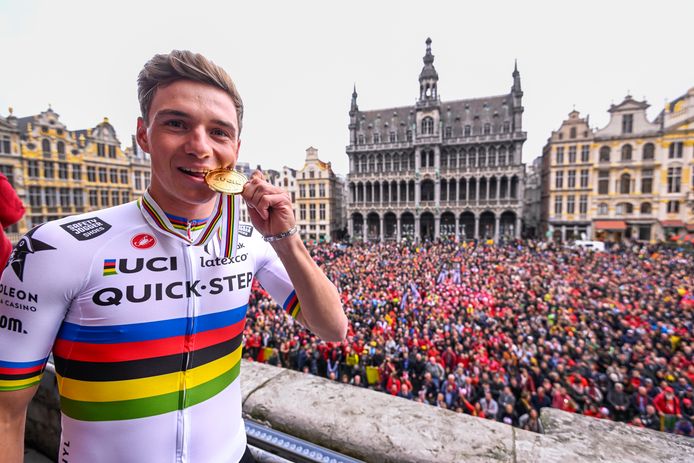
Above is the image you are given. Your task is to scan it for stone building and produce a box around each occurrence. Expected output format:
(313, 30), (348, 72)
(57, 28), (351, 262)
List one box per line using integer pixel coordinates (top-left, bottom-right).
(296, 147), (343, 242)
(346, 38), (526, 242)
(0, 107), (150, 235)
(523, 156), (543, 239)
(540, 110), (594, 241)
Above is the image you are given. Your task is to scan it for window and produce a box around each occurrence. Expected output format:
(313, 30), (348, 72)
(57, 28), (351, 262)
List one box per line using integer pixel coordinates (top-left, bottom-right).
(667, 167), (681, 193)
(108, 145), (116, 158)
(42, 139), (51, 157)
(445, 126), (452, 139)
(309, 170), (315, 179)
(299, 185), (306, 198)
(309, 204), (316, 220)
(299, 205), (306, 220)
(319, 184), (325, 197)
(638, 225), (651, 241)
(483, 123), (491, 135)
(309, 184), (316, 198)
(556, 147), (564, 165)
(421, 117), (434, 135)
(73, 189), (84, 207)
(72, 164), (81, 181)
(98, 168), (107, 182)
(621, 144), (632, 161)
(97, 143), (105, 157)
(642, 143), (655, 160)
(27, 160), (39, 178)
(358, 134), (364, 144)
(87, 166), (96, 182)
(503, 122), (510, 133)
(319, 204), (326, 221)
(640, 202), (651, 214)
(615, 203), (633, 215)
(567, 195), (575, 214)
(1, 136), (10, 154)
(464, 125), (471, 137)
(599, 146), (611, 162)
(57, 141), (65, 159)
(100, 190), (109, 207)
(641, 169), (653, 194)
(598, 203), (608, 215)
(598, 171), (609, 194)
(555, 171), (564, 189)
(60, 188), (71, 207)
(579, 195), (588, 214)
(144, 172), (150, 186)
(121, 191), (130, 203)
(134, 173), (142, 191)
(29, 187), (42, 207)
(554, 196), (562, 215)
(569, 127), (577, 139)
(580, 169), (589, 188)
(667, 200), (680, 213)
(111, 191), (119, 205)
(668, 142), (683, 159)
(45, 187), (57, 207)
(568, 146), (576, 164)
(109, 169), (118, 183)
(120, 170), (128, 184)
(620, 173), (631, 194)
(406, 130), (412, 141)
(44, 161), (54, 179)
(498, 149), (506, 166)
(89, 190), (98, 207)
(622, 114), (633, 134)
(568, 170), (576, 188)
(581, 145), (590, 163)
(373, 133), (380, 144)
(58, 163), (68, 179)
(390, 131), (396, 143)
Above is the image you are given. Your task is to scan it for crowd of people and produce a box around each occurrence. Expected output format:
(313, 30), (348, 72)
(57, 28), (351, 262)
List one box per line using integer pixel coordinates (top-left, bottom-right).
(243, 239), (694, 437)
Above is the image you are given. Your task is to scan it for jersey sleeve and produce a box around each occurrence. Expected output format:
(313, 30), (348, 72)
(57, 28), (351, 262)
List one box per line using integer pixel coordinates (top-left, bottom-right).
(0, 224), (81, 391)
(253, 239), (301, 320)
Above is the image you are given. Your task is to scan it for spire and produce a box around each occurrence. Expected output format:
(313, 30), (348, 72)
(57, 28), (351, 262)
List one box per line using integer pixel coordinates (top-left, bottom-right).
(350, 84), (359, 116)
(418, 38), (439, 101)
(512, 60), (522, 94)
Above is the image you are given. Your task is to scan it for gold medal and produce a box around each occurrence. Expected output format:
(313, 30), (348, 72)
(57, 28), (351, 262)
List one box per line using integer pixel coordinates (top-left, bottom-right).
(204, 168), (248, 195)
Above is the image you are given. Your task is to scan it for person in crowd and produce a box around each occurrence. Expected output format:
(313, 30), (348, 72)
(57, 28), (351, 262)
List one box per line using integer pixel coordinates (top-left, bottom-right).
(0, 172), (25, 276)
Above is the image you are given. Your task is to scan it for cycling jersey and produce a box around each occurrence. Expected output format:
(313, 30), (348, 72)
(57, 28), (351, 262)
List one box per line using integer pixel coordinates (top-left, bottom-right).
(0, 196), (301, 463)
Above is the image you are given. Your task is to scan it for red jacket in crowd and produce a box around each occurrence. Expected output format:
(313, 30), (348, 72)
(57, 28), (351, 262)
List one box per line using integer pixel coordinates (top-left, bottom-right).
(0, 173), (25, 275)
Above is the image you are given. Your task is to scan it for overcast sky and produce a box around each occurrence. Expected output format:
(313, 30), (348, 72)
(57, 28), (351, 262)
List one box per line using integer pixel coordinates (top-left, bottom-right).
(1, 0), (692, 175)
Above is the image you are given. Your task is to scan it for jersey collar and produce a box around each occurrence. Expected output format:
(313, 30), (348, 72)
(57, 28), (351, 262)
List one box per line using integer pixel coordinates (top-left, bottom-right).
(137, 190), (240, 258)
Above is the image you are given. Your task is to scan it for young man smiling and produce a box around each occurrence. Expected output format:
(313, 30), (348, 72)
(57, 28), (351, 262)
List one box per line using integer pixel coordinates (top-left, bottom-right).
(0, 50), (347, 463)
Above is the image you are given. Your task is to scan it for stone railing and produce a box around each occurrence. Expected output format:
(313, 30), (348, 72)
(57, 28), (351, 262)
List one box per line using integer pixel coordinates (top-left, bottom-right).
(26, 362), (694, 462)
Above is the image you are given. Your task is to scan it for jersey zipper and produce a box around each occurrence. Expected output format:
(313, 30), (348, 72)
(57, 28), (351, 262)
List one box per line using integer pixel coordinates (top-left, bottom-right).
(177, 242), (197, 463)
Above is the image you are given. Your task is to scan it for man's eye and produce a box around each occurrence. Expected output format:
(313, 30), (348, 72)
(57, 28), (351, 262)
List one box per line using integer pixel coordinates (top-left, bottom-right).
(212, 129), (229, 138)
(165, 120), (184, 128)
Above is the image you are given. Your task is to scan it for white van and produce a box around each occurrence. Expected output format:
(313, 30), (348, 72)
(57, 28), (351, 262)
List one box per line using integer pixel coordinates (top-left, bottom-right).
(571, 240), (606, 251)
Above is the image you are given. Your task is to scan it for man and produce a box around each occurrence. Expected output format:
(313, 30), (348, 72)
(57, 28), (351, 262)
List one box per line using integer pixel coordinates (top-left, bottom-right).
(0, 50), (347, 463)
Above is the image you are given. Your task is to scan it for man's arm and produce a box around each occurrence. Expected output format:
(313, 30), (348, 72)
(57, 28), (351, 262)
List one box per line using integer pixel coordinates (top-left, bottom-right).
(242, 171), (347, 342)
(0, 386), (38, 463)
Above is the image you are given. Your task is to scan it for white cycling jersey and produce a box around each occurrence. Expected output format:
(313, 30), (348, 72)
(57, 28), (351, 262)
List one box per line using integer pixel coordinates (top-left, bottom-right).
(0, 196), (300, 463)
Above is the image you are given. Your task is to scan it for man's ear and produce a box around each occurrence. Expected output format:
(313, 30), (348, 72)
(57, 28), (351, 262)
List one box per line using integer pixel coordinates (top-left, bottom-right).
(136, 117), (150, 153)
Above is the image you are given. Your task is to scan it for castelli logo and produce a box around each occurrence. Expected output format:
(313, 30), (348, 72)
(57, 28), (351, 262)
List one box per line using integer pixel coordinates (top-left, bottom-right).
(131, 233), (156, 249)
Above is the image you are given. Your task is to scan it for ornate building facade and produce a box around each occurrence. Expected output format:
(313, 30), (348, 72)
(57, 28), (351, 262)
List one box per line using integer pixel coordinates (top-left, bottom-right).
(346, 39), (526, 242)
(0, 107), (150, 235)
(296, 147), (344, 242)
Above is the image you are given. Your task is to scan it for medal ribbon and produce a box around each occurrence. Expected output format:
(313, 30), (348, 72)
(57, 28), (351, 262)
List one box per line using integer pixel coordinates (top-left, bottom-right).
(137, 190), (239, 258)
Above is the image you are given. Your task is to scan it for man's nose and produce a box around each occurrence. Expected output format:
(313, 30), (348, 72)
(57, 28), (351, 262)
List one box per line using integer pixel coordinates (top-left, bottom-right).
(185, 127), (211, 158)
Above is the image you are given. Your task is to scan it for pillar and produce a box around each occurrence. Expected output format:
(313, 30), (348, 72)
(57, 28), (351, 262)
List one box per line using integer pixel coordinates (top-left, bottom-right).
(516, 216), (522, 239)
(474, 215), (480, 240)
(494, 215), (500, 242)
(380, 216), (384, 241)
(435, 216), (440, 240)
(397, 216), (401, 241)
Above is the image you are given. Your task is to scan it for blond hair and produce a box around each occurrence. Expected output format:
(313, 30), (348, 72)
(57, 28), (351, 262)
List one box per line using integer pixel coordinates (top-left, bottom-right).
(137, 50), (244, 134)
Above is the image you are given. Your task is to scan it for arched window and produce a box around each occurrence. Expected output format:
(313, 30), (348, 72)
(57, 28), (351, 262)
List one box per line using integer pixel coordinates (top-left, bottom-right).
(42, 139), (51, 156)
(640, 202), (652, 214)
(598, 203), (608, 215)
(599, 146), (611, 163)
(642, 143), (655, 160)
(620, 173), (631, 194)
(616, 202), (634, 215)
(421, 117), (434, 135)
(483, 123), (491, 135)
(621, 144), (632, 161)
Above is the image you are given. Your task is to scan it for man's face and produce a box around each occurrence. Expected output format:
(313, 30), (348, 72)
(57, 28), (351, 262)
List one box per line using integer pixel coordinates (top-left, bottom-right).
(137, 79), (240, 217)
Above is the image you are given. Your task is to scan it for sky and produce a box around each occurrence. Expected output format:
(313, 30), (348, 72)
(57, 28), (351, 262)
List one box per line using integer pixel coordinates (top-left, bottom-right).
(1, 0), (692, 176)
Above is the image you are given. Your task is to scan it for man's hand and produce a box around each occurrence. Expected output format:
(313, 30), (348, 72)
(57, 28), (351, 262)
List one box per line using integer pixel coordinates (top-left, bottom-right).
(241, 170), (295, 238)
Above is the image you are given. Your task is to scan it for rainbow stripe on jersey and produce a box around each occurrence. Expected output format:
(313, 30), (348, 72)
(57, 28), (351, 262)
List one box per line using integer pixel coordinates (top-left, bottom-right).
(0, 357), (48, 391)
(53, 305), (247, 421)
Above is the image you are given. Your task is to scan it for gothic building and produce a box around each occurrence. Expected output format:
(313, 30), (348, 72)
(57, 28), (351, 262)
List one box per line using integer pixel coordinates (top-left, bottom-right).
(346, 38), (526, 241)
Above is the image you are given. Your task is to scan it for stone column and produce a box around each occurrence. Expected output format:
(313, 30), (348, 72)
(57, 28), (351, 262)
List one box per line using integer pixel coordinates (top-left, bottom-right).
(474, 215), (480, 240)
(414, 215), (420, 242)
(561, 226), (566, 242)
(456, 216), (461, 241)
(396, 216), (401, 241)
(435, 216), (440, 240)
(494, 215), (500, 242)
(476, 180), (480, 204)
(380, 215), (385, 241)
(516, 216), (522, 239)
(348, 215), (354, 240)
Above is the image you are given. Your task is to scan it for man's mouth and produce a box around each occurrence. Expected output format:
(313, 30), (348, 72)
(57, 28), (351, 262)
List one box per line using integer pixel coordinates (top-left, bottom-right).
(179, 167), (210, 179)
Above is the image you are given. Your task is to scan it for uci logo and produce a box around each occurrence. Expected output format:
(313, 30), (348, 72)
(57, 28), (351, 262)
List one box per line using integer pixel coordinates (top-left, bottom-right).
(103, 257), (178, 276)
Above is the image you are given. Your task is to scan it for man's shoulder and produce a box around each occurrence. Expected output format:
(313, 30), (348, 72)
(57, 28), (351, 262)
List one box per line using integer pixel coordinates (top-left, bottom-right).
(30, 202), (141, 246)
